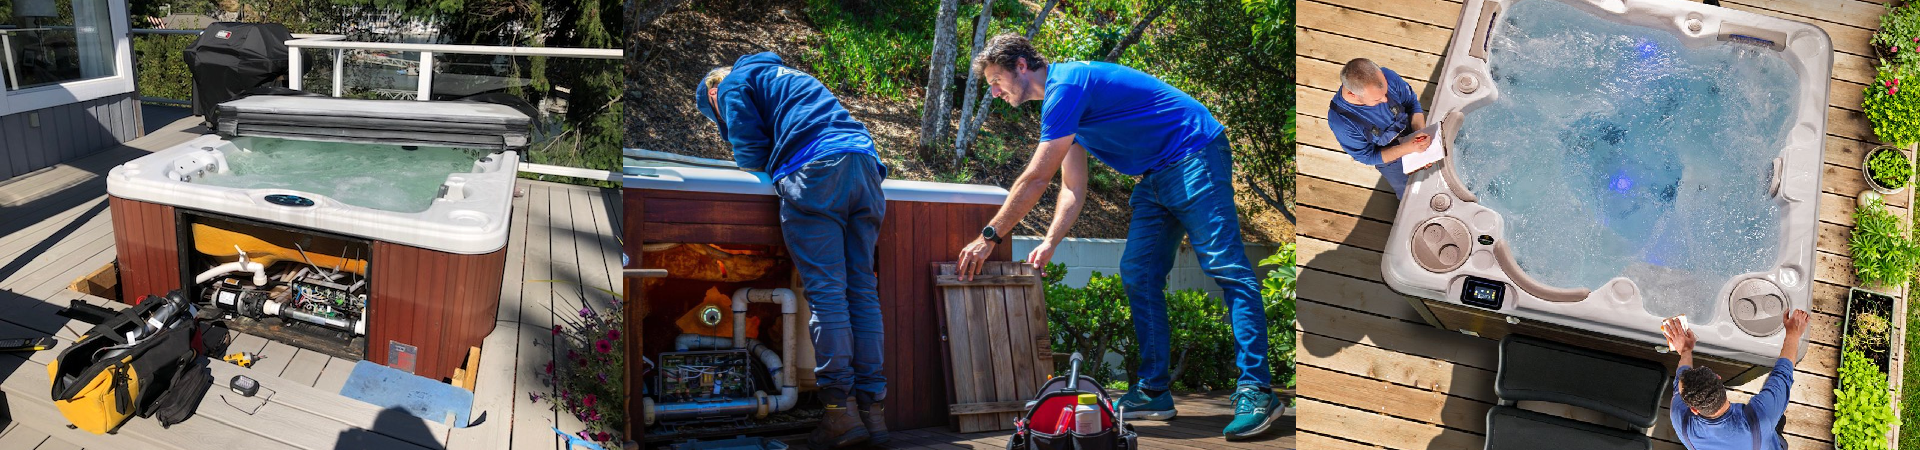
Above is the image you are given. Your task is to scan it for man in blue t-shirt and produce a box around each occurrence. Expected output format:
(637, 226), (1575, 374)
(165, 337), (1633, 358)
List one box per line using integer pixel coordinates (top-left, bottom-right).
(951, 33), (1281, 440)
(1662, 310), (1808, 450)
(1326, 58), (1430, 197)
(696, 52), (889, 449)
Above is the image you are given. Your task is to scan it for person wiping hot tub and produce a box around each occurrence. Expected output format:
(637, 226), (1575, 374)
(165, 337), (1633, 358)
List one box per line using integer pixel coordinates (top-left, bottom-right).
(1327, 58), (1430, 198)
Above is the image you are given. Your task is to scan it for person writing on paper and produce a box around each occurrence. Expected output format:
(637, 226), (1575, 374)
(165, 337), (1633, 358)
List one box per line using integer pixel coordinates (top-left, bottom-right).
(1327, 58), (1429, 198)
(696, 52), (890, 449)
(1663, 310), (1808, 450)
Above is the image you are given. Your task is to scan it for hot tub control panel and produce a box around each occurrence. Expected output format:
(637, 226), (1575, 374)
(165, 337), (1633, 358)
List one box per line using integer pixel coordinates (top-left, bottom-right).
(1461, 276), (1506, 310)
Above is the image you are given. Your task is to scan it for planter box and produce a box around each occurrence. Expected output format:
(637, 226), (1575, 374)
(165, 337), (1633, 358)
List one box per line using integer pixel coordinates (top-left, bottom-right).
(1844, 287), (1898, 370)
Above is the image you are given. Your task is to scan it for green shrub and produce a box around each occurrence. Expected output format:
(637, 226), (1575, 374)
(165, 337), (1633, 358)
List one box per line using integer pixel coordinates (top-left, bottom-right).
(1260, 243), (1297, 392)
(1836, 348), (1895, 450)
(1868, 148), (1913, 190)
(1849, 197), (1920, 288)
(1865, 66), (1920, 147)
(1876, 3), (1920, 69)
(1041, 258), (1289, 392)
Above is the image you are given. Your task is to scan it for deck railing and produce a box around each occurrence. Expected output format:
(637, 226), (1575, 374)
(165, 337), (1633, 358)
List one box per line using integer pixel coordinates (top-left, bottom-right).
(126, 29), (623, 182)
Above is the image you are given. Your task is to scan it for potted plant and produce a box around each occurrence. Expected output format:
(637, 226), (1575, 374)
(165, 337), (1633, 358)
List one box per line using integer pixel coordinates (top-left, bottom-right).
(1834, 348), (1896, 450)
(1864, 66), (1920, 148)
(1865, 146), (1913, 194)
(1875, 2), (1920, 66)
(1842, 288), (1898, 369)
(1848, 196), (1920, 288)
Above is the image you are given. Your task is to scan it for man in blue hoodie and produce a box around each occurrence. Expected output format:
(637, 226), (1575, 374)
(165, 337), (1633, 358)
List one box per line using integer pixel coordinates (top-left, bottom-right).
(952, 33), (1282, 440)
(696, 52), (887, 449)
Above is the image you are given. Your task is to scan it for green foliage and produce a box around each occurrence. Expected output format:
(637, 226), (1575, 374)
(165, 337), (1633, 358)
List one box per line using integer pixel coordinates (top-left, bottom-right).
(1043, 262), (1134, 387)
(1145, 0), (1293, 211)
(1868, 147), (1913, 190)
(799, 0), (943, 99)
(1836, 348), (1895, 450)
(1849, 196), (1920, 288)
(1901, 291), (1920, 448)
(1260, 243), (1297, 392)
(1876, 3), (1920, 69)
(536, 302), (627, 443)
(1865, 66), (1920, 147)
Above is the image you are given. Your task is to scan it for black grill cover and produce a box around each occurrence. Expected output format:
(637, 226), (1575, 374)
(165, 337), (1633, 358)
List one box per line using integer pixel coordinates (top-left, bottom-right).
(183, 23), (298, 123)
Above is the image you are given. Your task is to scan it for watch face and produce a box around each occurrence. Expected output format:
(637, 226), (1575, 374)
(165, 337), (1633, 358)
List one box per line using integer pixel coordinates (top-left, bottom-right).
(982, 226), (996, 239)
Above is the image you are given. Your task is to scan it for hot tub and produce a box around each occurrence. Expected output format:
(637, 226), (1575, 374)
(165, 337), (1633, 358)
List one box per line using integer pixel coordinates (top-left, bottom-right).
(1381, 0), (1830, 366)
(105, 96), (527, 379)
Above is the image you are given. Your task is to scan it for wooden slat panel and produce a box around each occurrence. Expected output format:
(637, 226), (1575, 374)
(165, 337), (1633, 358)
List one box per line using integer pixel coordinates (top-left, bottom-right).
(369, 241), (508, 381)
(935, 261), (1046, 432)
(108, 197), (179, 304)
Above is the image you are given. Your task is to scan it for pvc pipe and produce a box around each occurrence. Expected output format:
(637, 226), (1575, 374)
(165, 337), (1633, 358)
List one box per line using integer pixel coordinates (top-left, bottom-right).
(262, 300), (366, 336)
(645, 395), (762, 423)
(195, 250), (268, 286)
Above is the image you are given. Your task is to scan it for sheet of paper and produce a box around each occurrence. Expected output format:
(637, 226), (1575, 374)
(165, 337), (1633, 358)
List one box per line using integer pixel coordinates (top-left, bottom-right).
(1400, 121), (1446, 174)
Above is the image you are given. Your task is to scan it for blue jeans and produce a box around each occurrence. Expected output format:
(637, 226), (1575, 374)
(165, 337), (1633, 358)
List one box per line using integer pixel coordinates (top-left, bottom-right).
(1122, 136), (1271, 391)
(1377, 159), (1408, 198)
(774, 151), (887, 402)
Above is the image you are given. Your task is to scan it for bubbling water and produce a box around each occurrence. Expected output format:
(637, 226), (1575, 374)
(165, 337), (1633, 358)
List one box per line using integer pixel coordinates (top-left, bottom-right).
(194, 137), (492, 213)
(1451, 0), (1796, 323)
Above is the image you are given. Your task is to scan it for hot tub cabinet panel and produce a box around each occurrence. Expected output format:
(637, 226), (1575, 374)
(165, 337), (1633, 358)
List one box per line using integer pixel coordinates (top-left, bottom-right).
(368, 241), (508, 381)
(1382, 0), (1831, 367)
(110, 196), (183, 303)
(625, 166), (1012, 433)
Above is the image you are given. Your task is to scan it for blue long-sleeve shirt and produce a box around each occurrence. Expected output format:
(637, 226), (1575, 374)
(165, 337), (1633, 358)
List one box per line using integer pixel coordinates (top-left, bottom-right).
(1326, 67), (1424, 166)
(694, 52), (881, 181)
(1670, 359), (1793, 450)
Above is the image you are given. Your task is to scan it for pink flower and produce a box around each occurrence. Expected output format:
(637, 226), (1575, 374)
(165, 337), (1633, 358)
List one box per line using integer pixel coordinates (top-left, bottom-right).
(579, 307), (593, 318)
(1913, 37), (1918, 42)
(552, 325), (561, 335)
(584, 394), (597, 408)
(1893, 87), (1900, 95)
(595, 339), (613, 354)
(594, 432), (611, 442)
(544, 360), (554, 375)
(608, 329), (620, 340)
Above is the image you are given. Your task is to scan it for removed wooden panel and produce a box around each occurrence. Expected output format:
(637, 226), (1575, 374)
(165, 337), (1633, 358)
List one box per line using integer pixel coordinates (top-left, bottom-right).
(933, 262), (1051, 433)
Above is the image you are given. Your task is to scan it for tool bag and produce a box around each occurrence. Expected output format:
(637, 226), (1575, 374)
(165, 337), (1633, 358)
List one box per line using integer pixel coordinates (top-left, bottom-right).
(146, 356), (213, 429)
(47, 294), (196, 434)
(1005, 375), (1139, 450)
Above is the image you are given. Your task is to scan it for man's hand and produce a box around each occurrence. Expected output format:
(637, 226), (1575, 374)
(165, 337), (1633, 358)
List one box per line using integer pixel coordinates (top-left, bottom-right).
(1026, 240), (1058, 274)
(1783, 309), (1809, 340)
(1661, 316), (1696, 357)
(957, 237), (996, 281)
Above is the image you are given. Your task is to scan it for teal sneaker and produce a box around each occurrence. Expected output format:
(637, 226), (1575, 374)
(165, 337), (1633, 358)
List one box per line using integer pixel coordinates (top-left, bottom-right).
(1223, 386), (1283, 440)
(1115, 385), (1177, 420)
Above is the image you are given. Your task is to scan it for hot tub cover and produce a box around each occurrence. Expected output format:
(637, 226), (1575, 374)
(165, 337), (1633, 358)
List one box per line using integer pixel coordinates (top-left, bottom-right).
(216, 96), (533, 150)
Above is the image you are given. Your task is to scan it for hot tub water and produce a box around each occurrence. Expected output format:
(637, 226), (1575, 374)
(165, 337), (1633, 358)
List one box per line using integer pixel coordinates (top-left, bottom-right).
(1451, 0), (1798, 323)
(194, 137), (491, 213)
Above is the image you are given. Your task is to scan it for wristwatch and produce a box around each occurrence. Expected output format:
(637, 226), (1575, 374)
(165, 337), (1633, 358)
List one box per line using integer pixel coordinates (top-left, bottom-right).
(981, 225), (1004, 244)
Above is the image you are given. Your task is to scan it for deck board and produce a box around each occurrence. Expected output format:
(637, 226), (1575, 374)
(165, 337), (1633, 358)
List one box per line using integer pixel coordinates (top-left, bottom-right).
(1295, 0), (1898, 448)
(0, 116), (623, 449)
(773, 391), (1295, 449)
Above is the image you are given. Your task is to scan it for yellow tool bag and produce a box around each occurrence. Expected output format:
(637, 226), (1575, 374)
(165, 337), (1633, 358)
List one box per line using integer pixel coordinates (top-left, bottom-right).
(48, 293), (195, 434)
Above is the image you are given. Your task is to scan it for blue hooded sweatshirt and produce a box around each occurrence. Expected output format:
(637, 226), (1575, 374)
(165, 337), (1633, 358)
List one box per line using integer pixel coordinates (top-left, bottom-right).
(695, 52), (882, 181)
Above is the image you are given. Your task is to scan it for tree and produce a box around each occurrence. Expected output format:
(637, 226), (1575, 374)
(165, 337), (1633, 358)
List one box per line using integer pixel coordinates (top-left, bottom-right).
(918, 0), (961, 149)
(951, 0), (1057, 156)
(1103, 2), (1169, 63)
(952, 0), (997, 158)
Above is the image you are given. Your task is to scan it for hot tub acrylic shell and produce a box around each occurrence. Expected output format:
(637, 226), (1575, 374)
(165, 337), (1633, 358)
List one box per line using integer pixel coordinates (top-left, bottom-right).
(107, 134), (518, 255)
(1380, 0), (1830, 366)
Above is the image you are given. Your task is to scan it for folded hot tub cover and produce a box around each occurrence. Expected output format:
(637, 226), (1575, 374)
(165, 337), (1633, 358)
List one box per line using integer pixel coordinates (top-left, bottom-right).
(216, 96), (534, 150)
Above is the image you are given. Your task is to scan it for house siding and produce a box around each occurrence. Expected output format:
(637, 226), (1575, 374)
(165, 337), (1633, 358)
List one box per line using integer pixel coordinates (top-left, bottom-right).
(0, 92), (139, 180)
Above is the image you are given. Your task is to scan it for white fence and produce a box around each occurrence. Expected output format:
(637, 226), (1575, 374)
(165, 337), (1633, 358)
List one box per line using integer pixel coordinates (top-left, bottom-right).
(1010, 236), (1280, 299)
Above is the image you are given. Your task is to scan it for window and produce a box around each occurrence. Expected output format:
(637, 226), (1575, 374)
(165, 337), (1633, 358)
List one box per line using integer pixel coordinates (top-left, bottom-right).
(1, 0), (118, 91)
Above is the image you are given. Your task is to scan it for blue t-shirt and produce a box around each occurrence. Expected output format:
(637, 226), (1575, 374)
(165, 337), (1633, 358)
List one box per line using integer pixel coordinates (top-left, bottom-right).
(1039, 61), (1225, 176)
(1326, 67), (1425, 166)
(1670, 359), (1793, 450)
(694, 52), (883, 181)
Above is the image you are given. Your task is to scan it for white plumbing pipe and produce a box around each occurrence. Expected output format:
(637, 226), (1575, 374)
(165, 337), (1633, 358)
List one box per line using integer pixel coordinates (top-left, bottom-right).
(195, 249), (268, 286)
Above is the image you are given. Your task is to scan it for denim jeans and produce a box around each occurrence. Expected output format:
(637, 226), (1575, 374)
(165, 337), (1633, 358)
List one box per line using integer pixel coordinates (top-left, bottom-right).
(774, 151), (888, 402)
(1377, 159), (1408, 198)
(1122, 136), (1271, 391)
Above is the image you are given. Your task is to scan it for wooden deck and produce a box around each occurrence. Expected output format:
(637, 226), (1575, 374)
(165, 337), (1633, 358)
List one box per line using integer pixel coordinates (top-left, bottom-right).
(1296, 0), (1906, 448)
(760, 391), (1295, 449)
(0, 116), (624, 449)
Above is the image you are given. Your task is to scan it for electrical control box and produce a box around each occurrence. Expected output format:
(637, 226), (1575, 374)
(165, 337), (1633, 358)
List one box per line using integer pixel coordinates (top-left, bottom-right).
(654, 349), (756, 402)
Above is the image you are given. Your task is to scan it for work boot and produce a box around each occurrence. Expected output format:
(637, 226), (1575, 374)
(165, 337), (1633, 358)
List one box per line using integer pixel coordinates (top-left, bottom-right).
(858, 399), (891, 445)
(808, 397), (871, 449)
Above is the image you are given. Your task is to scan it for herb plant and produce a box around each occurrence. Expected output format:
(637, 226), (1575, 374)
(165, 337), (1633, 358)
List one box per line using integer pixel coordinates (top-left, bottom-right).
(1849, 197), (1920, 288)
(1835, 349), (1896, 450)
(1869, 148), (1913, 190)
(1865, 66), (1920, 147)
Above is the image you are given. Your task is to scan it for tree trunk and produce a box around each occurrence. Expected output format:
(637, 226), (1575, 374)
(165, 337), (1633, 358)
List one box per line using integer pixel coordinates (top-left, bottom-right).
(953, 0), (998, 158)
(954, 0), (1059, 154)
(1103, 2), (1169, 63)
(918, 0), (963, 149)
